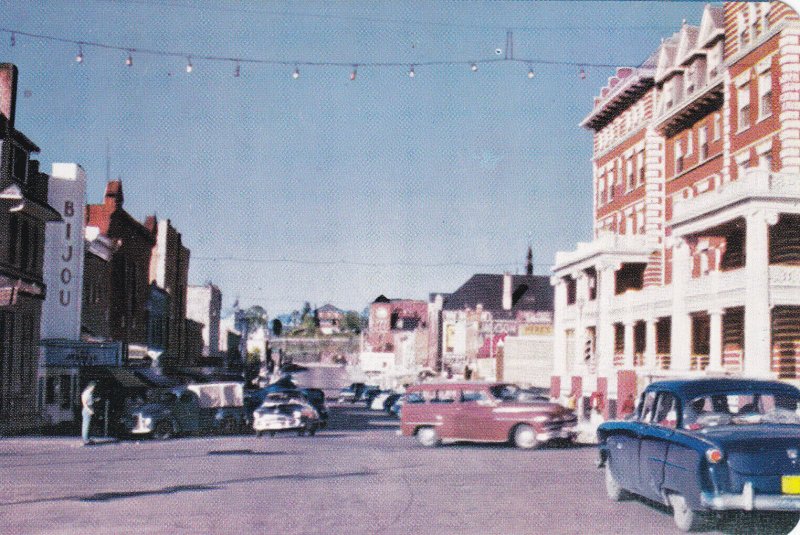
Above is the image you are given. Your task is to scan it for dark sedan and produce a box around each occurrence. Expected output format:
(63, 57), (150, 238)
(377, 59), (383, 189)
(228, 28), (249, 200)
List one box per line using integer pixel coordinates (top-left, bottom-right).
(598, 378), (800, 531)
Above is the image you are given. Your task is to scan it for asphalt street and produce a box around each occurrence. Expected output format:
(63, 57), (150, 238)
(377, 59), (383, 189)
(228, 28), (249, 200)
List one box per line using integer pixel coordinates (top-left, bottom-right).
(1, 404), (799, 535)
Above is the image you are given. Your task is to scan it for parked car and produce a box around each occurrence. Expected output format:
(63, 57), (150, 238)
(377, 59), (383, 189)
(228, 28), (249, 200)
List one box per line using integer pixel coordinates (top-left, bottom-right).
(123, 382), (246, 439)
(383, 393), (402, 413)
(400, 382), (577, 449)
(338, 382), (367, 403)
(598, 378), (800, 532)
(362, 386), (381, 407)
(299, 387), (329, 428)
(252, 396), (321, 437)
(370, 391), (393, 410)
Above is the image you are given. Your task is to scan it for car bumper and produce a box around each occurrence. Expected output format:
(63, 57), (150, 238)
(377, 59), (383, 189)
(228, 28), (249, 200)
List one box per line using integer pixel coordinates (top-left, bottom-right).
(701, 482), (800, 511)
(129, 425), (153, 435)
(536, 427), (578, 442)
(253, 419), (301, 431)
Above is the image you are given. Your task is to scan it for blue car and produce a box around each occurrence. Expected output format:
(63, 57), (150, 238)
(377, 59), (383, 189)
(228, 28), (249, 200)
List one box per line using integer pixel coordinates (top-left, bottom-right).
(598, 378), (800, 532)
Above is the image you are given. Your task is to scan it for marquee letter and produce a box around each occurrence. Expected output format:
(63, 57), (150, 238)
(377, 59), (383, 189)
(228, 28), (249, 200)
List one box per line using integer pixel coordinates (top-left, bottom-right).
(61, 245), (73, 262)
(60, 268), (71, 284)
(59, 289), (70, 306)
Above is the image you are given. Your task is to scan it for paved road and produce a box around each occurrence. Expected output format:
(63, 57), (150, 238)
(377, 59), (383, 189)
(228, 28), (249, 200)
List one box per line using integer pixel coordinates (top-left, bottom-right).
(1, 404), (799, 535)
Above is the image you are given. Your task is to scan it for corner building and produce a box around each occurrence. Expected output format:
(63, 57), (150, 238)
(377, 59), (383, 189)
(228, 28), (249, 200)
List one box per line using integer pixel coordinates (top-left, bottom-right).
(551, 2), (800, 419)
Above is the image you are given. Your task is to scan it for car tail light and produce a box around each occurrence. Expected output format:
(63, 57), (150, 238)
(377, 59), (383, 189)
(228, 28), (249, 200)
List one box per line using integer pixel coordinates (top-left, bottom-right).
(706, 448), (724, 464)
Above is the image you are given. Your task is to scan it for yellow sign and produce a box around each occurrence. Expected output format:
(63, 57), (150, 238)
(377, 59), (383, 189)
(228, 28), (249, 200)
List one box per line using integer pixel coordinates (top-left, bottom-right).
(520, 324), (553, 336)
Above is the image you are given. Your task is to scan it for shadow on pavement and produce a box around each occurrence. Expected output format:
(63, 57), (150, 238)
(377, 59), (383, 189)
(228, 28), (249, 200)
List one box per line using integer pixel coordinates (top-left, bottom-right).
(81, 484), (220, 502)
(206, 449), (288, 456)
(0, 470), (377, 506)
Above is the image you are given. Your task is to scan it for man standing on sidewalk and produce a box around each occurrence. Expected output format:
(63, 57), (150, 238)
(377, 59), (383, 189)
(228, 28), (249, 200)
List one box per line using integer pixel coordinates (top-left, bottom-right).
(81, 382), (97, 446)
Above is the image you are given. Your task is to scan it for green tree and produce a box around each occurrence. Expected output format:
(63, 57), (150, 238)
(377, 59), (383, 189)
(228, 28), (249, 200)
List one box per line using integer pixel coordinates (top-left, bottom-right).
(343, 311), (362, 334)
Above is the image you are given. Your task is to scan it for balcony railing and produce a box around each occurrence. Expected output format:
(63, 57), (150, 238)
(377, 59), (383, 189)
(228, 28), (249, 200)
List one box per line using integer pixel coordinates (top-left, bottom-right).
(671, 169), (800, 226)
(554, 231), (652, 271)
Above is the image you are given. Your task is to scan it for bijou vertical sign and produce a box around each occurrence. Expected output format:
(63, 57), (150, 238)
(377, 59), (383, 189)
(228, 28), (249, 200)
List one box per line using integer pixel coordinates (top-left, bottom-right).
(40, 163), (86, 341)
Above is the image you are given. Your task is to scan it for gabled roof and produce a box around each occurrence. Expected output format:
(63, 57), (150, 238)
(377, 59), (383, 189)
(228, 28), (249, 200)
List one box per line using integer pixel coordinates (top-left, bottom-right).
(676, 25), (700, 66)
(441, 274), (553, 312)
(317, 303), (343, 313)
(697, 4), (725, 49)
(655, 34), (682, 83)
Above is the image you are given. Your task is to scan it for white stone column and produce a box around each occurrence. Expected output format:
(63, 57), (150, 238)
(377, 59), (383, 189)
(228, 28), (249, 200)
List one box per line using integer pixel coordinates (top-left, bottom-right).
(551, 277), (568, 376)
(596, 264), (618, 375)
(707, 308), (724, 373)
(573, 273), (588, 371)
(744, 210), (778, 376)
(623, 320), (635, 369)
(645, 318), (657, 370)
(671, 238), (692, 371)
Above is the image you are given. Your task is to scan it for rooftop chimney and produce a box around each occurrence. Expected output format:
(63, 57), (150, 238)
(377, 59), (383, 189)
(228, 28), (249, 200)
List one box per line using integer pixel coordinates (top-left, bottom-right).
(502, 273), (512, 311)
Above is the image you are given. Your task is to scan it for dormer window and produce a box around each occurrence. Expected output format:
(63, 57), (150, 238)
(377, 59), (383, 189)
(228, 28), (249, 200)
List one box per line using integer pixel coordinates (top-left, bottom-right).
(663, 80), (674, 111)
(686, 64), (696, 94)
(738, 14), (748, 52)
(675, 140), (684, 174)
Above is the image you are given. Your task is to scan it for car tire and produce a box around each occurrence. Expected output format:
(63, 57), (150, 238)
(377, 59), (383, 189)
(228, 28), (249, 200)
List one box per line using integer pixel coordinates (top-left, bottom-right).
(153, 421), (174, 440)
(416, 426), (440, 447)
(308, 424), (317, 437)
(670, 493), (707, 532)
(256, 430), (263, 438)
(220, 417), (236, 435)
(605, 463), (628, 501)
(512, 424), (539, 450)
(268, 431), (276, 437)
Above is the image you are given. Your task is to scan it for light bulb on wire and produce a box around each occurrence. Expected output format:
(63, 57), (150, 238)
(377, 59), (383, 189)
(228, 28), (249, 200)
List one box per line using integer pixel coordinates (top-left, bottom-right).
(75, 44), (84, 64)
(186, 57), (193, 73)
(125, 51), (133, 67)
(292, 66), (300, 79)
(350, 65), (357, 81)
(579, 67), (587, 80)
(234, 62), (240, 77)
(527, 67), (535, 79)
(408, 65), (415, 78)
(470, 62), (478, 72)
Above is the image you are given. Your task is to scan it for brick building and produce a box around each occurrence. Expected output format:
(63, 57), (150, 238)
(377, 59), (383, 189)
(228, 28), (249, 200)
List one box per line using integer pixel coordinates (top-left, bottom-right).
(366, 296), (429, 353)
(81, 230), (116, 342)
(551, 2), (800, 419)
(146, 217), (190, 366)
(85, 181), (155, 359)
(316, 303), (344, 335)
(0, 64), (61, 432)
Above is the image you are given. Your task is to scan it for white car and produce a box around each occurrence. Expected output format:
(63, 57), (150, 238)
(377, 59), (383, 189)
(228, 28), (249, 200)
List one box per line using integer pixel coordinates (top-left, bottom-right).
(370, 392), (393, 411)
(252, 400), (320, 437)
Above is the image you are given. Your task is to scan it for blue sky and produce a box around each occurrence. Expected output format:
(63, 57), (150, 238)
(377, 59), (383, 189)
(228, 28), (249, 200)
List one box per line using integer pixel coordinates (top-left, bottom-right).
(2, 1), (703, 315)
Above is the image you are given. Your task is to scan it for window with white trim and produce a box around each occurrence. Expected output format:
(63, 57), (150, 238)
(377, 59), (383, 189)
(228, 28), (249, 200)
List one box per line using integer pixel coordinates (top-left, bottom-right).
(759, 69), (772, 120)
(737, 84), (751, 131)
(699, 126), (708, 161)
(626, 159), (634, 191)
(713, 113), (721, 140)
(598, 178), (605, 206)
(686, 131), (693, 156)
(757, 142), (773, 172)
(675, 139), (684, 174)
(607, 172), (615, 202)
(686, 63), (696, 95)
(762, 3), (771, 31)
(636, 152), (645, 186)
(708, 42), (722, 79)
(663, 79), (674, 111)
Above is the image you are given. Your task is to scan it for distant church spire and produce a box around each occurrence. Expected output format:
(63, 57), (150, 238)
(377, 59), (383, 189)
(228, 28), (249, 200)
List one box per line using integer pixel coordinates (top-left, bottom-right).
(526, 244), (533, 276)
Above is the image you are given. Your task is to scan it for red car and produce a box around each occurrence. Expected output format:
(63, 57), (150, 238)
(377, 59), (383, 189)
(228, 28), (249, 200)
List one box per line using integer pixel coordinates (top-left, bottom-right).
(400, 382), (577, 449)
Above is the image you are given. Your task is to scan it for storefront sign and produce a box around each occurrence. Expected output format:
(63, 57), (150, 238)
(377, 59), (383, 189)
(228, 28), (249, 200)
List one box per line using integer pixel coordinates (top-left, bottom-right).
(41, 340), (122, 367)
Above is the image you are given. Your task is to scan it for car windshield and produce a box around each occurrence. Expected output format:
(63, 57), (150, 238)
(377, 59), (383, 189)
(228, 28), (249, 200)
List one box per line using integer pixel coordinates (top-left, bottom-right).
(683, 392), (800, 430)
